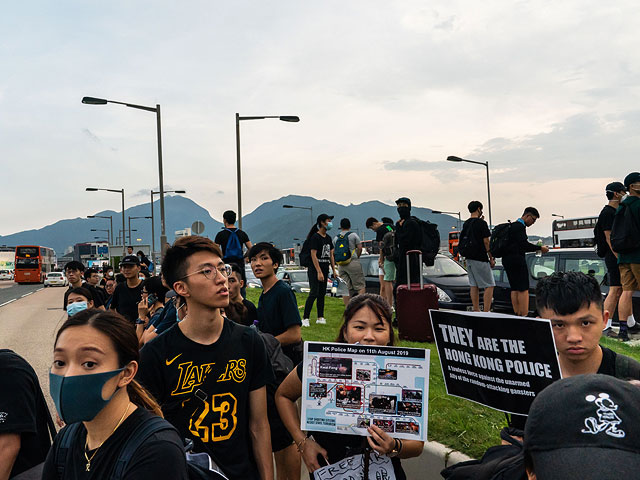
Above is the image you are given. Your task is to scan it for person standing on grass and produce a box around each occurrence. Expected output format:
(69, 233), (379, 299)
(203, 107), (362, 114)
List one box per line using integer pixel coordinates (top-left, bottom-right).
(614, 172), (640, 342)
(366, 217), (396, 307)
(459, 201), (495, 312)
(333, 218), (366, 306)
(225, 263), (258, 326)
(276, 294), (424, 479)
(302, 214), (337, 327)
(502, 207), (548, 317)
(215, 210), (253, 296)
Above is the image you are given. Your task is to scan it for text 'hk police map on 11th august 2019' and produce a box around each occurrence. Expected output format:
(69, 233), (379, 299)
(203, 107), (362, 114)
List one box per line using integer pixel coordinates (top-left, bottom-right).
(301, 341), (430, 442)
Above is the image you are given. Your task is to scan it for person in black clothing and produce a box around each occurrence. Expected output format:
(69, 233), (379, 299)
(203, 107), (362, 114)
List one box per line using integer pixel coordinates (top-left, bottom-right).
(137, 236), (274, 480)
(63, 261), (105, 311)
(275, 294), (424, 479)
(248, 242), (302, 479)
(0, 350), (53, 479)
(104, 278), (116, 310)
(394, 197), (422, 286)
(366, 217), (396, 306)
(214, 210), (253, 296)
(302, 214), (337, 327)
(42, 310), (187, 480)
(597, 182), (629, 338)
(459, 201), (495, 312)
(502, 207), (548, 316)
(84, 268), (107, 305)
(110, 255), (144, 324)
(225, 263), (258, 326)
(135, 276), (169, 347)
(136, 250), (152, 273)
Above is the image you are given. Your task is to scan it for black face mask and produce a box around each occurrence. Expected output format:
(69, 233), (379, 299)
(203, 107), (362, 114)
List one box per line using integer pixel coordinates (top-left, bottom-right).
(397, 206), (411, 219)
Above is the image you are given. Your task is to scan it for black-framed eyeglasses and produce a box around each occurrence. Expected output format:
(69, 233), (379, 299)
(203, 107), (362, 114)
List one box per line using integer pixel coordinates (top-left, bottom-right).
(179, 264), (232, 281)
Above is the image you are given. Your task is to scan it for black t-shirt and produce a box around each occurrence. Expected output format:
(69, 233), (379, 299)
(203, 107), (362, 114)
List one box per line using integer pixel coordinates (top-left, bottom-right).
(214, 228), (250, 261)
(41, 407), (187, 480)
(460, 218), (492, 262)
(63, 283), (105, 310)
(0, 350), (52, 478)
(294, 363), (405, 479)
(110, 280), (144, 324)
(375, 223), (395, 243)
(597, 205), (616, 257)
(308, 233), (333, 270)
(598, 346), (618, 376)
(137, 318), (274, 480)
(504, 221), (539, 257)
(258, 280), (302, 361)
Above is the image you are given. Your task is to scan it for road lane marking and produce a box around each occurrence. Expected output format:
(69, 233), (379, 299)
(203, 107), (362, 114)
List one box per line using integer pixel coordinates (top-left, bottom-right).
(21, 292), (35, 298)
(0, 299), (17, 307)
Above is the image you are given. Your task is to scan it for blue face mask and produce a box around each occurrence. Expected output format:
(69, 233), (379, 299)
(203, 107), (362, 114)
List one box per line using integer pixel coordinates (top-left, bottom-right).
(49, 368), (125, 424)
(326, 222), (333, 231)
(66, 301), (88, 317)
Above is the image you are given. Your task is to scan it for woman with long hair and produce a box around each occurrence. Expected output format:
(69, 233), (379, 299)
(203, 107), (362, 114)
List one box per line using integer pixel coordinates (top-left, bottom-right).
(275, 294), (424, 479)
(302, 214), (338, 327)
(41, 309), (187, 479)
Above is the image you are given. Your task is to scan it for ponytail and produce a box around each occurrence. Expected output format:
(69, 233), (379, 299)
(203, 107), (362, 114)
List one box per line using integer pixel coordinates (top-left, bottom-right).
(128, 379), (163, 418)
(306, 223), (319, 240)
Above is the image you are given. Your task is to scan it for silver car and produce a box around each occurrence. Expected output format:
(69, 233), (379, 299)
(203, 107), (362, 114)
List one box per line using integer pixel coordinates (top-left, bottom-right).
(44, 272), (68, 287)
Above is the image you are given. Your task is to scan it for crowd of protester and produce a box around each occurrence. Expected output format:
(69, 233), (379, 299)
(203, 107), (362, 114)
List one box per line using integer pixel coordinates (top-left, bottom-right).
(3, 169), (640, 480)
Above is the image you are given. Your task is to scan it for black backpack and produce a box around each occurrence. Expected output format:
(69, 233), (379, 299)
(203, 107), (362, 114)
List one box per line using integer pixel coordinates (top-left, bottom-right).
(458, 219), (477, 258)
(299, 239), (311, 267)
(610, 202), (640, 254)
(441, 427), (526, 480)
(593, 220), (609, 258)
(258, 332), (295, 385)
(414, 217), (440, 266)
(489, 222), (512, 258)
(54, 417), (229, 480)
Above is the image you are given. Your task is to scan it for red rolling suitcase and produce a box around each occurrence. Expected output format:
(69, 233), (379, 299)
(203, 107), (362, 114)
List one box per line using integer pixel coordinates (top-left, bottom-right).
(396, 250), (439, 342)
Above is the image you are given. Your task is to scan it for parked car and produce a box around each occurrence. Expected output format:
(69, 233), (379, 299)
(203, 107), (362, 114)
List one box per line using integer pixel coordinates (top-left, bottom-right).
(492, 247), (640, 318)
(0, 270), (14, 280)
(44, 272), (68, 287)
(277, 269), (349, 297)
(244, 265), (262, 289)
(359, 254), (473, 310)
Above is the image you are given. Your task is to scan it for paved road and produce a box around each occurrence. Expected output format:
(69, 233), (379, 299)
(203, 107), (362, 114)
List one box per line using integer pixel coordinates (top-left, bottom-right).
(0, 281), (50, 307)
(1, 285), (67, 420)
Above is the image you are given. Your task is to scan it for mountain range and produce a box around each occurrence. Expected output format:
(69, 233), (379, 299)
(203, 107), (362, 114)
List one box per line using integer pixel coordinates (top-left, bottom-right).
(0, 195), (463, 256)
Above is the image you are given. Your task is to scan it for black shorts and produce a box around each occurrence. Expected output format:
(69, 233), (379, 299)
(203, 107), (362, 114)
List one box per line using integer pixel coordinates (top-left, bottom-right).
(503, 254), (530, 292)
(266, 386), (294, 452)
(605, 252), (621, 287)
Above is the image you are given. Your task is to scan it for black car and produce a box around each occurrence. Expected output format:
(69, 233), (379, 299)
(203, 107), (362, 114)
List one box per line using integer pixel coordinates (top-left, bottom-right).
(492, 247), (640, 318)
(358, 254), (473, 310)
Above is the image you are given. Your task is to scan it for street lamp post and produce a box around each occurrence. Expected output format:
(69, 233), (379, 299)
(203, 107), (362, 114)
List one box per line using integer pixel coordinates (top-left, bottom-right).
(431, 210), (462, 231)
(86, 188), (125, 256)
(447, 156), (492, 227)
(91, 229), (111, 244)
(128, 216), (152, 245)
(150, 189), (185, 264)
(82, 96), (167, 261)
(282, 204), (313, 226)
(119, 229), (137, 245)
(87, 215), (113, 244)
(236, 113), (300, 229)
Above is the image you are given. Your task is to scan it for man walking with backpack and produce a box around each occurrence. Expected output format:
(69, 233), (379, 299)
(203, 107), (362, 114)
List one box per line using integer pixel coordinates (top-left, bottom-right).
(595, 182), (628, 338)
(215, 210), (253, 294)
(333, 218), (366, 305)
(613, 172), (640, 341)
(459, 201), (495, 312)
(366, 217), (396, 307)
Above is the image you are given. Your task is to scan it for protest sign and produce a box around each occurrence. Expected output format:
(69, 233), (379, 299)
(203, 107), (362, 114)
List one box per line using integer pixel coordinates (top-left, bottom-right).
(429, 310), (561, 415)
(301, 341), (429, 442)
(312, 452), (395, 480)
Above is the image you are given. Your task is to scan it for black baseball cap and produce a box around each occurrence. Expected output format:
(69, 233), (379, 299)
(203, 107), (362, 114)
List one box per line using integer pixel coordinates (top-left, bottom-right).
(119, 255), (141, 266)
(605, 182), (626, 194)
(316, 214), (334, 224)
(395, 197), (412, 207)
(624, 172), (640, 188)
(524, 374), (640, 479)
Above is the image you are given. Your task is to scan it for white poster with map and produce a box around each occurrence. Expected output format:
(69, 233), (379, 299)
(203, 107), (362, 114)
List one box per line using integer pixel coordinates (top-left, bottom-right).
(301, 341), (429, 442)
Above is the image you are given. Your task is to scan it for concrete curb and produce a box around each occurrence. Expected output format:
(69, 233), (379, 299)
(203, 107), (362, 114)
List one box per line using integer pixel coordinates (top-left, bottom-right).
(401, 441), (473, 479)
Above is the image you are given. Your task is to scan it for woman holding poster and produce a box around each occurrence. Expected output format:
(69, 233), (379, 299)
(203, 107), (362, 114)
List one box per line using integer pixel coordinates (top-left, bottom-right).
(275, 294), (424, 479)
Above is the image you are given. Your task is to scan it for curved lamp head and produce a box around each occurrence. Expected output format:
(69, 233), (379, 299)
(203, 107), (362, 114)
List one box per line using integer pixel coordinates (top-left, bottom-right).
(279, 116), (300, 122)
(447, 156), (463, 162)
(85, 187), (98, 191)
(283, 205), (293, 208)
(82, 97), (108, 105)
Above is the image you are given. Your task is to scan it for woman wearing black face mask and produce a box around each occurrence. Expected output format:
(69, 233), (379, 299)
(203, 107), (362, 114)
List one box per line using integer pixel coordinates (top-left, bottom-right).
(42, 310), (188, 479)
(394, 197), (422, 286)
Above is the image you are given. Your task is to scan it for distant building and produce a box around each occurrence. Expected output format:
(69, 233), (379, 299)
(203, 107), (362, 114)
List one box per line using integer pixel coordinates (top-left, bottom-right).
(0, 246), (15, 270)
(175, 228), (192, 238)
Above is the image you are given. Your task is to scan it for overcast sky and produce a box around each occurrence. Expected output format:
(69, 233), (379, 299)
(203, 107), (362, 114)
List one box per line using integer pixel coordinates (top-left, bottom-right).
(2, 0), (639, 237)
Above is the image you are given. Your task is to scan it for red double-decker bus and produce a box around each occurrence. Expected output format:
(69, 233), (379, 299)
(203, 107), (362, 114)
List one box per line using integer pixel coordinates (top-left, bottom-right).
(14, 245), (55, 283)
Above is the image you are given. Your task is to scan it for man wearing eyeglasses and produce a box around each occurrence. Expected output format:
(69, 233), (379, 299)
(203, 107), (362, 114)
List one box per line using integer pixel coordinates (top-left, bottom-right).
(137, 236), (274, 480)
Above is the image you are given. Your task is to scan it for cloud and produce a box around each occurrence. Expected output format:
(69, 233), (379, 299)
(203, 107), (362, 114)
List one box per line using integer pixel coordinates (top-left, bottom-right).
(383, 159), (449, 172)
(216, 190), (224, 194)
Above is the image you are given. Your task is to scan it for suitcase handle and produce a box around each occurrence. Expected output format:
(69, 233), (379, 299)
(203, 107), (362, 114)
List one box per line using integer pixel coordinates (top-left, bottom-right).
(405, 250), (423, 290)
